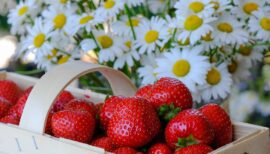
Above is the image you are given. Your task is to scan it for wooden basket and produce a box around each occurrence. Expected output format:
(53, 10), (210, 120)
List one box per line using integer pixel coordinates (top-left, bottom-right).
(0, 61), (269, 154)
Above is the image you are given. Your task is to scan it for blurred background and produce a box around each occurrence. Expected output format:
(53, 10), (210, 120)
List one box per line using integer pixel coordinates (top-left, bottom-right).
(0, 0), (270, 127)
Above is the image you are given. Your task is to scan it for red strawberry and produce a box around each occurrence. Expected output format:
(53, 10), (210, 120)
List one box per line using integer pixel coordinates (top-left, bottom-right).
(51, 110), (95, 143)
(174, 144), (213, 154)
(199, 103), (232, 148)
(136, 78), (192, 113)
(64, 99), (96, 116)
(0, 97), (12, 118)
(91, 136), (117, 152)
(165, 109), (214, 149)
(107, 97), (161, 148)
(114, 147), (138, 154)
(147, 143), (173, 154)
(52, 91), (74, 112)
(99, 96), (125, 130)
(94, 103), (104, 116)
(45, 112), (53, 135)
(13, 87), (33, 119)
(0, 80), (21, 104)
(0, 114), (20, 125)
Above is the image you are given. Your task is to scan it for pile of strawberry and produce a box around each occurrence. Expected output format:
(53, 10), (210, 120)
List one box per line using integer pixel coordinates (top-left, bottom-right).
(0, 77), (233, 154)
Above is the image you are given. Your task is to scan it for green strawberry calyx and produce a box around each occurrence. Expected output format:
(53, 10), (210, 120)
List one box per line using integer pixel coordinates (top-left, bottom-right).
(158, 103), (181, 122)
(176, 135), (199, 148)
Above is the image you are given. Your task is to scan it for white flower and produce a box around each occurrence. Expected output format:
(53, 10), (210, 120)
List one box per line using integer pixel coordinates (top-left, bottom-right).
(199, 63), (232, 102)
(80, 39), (97, 53)
(134, 17), (170, 54)
(232, 0), (267, 19)
(123, 0), (144, 7)
(44, 0), (74, 6)
(174, 0), (214, 17)
(249, 9), (270, 42)
(8, 1), (39, 35)
(212, 13), (249, 46)
(67, 12), (106, 35)
(147, 0), (167, 14)
(95, 0), (124, 19)
(227, 57), (251, 83)
(0, 0), (16, 16)
(256, 102), (270, 116)
(177, 14), (216, 44)
(138, 53), (160, 85)
(112, 16), (146, 37)
(114, 38), (140, 69)
(19, 18), (53, 59)
(211, 0), (232, 13)
(198, 32), (218, 51)
(93, 30), (126, 63)
(42, 4), (76, 35)
(155, 46), (211, 92)
(236, 44), (264, 66)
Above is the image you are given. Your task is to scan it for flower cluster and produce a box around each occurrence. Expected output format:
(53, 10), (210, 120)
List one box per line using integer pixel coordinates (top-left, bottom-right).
(9, 0), (270, 103)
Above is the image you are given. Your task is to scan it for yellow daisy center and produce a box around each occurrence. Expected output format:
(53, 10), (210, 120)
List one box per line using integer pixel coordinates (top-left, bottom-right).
(59, 0), (68, 4)
(217, 22), (233, 33)
(97, 35), (113, 49)
(206, 68), (221, 85)
(18, 6), (28, 16)
(34, 33), (46, 48)
(260, 17), (270, 31)
(53, 14), (67, 29)
(228, 60), (238, 73)
(125, 41), (132, 48)
(177, 38), (190, 46)
(243, 2), (258, 15)
(80, 15), (94, 25)
(189, 2), (205, 13)
(211, 1), (220, 10)
(126, 19), (140, 27)
(58, 55), (70, 64)
(172, 60), (191, 77)
(47, 49), (58, 60)
(239, 45), (252, 56)
(145, 30), (159, 44)
(104, 0), (115, 9)
(184, 15), (203, 31)
(201, 32), (213, 42)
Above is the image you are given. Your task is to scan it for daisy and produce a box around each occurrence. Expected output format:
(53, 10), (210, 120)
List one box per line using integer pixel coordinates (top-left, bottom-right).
(199, 31), (218, 51)
(165, 15), (180, 35)
(147, 0), (167, 14)
(44, 0), (73, 6)
(114, 38), (140, 69)
(138, 52), (160, 85)
(134, 17), (170, 54)
(80, 39), (97, 53)
(123, 0), (144, 7)
(227, 57), (251, 83)
(93, 30), (126, 63)
(67, 12), (106, 35)
(42, 4), (76, 35)
(212, 13), (249, 46)
(210, 0), (232, 13)
(18, 18), (53, 59)
(200, 63), (232, 102)
(176, 13), (216, 44)
(95, 0), (124, 19)
(112, 16), (146, 37)
(174, 0), (214, 17)
(249, 9), (270, 42)
(155, 46), (211, 92)
(232, 0), (267, 19)
(236, 44), (264, 66)
(8, 1), (39, 35)
(0, 0), (16, 16)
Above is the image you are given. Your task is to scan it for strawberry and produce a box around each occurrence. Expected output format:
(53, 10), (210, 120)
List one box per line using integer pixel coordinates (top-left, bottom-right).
(0, 80), (21, 105)
(147, 143), (173, 154)
(99, 96), (125, 130)
(0, 114), (20, 125)
(165, 109), (214, 149)
(135, 84), (153, 100)
(52, 91), (74, 112)
(64, 99), (96, 116)
(51, 110), (95, 143)
(45, 112), (53, 135)
(199, 103), (232, 148)
(174, 144), (213, 154)
(0, 97), (12, 118)
(107, 97), (161, 148)
(94, 103), (104, 116)
(91, 136), (117, 152)
(114, 147), (138, 154)
(13, 87), (33, 119)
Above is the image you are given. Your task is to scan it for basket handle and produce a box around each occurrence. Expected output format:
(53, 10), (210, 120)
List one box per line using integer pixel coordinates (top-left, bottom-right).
(19, 61), (137, 134)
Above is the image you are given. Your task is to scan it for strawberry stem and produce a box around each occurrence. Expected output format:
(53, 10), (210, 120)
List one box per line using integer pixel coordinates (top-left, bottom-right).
(158, 104), (181, 122)
(176, 135), (198, 148)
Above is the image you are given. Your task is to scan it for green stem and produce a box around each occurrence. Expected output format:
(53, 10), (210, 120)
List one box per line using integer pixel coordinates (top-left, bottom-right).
(90, 31), (101, 51)
(57, 49), (71, 56)
(124, 4), (137, 40)
(78, 1), (85, 12)
(16, 69), (44, 75)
